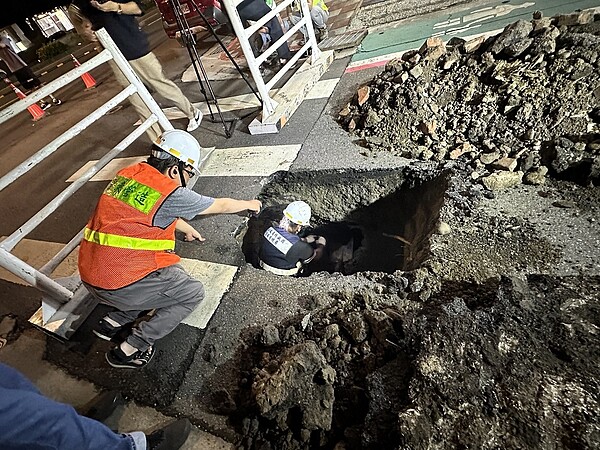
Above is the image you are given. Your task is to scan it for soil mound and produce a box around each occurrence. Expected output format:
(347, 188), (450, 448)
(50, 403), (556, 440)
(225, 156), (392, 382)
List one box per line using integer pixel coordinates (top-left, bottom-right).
(339, 11), (600, 188)
(230, 275), (600, 449)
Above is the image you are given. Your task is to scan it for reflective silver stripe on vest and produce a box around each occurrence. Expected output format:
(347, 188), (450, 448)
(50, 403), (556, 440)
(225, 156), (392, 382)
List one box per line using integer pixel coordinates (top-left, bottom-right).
(264, 227), (293, 255)
(259, 259), (299, 276)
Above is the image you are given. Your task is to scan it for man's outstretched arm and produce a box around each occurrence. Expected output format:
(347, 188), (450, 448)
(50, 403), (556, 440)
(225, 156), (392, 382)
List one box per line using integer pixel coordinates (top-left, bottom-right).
(199, 198), (261, 216)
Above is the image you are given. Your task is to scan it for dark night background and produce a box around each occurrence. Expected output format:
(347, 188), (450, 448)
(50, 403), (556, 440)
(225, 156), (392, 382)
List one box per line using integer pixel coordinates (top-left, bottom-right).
(3, 1), (72, 27)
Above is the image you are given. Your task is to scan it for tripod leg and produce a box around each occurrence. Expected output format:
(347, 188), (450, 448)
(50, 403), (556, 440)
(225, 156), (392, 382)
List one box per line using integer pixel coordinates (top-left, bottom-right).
(169, 0), (239, 137)
(191, 2), (262, 105)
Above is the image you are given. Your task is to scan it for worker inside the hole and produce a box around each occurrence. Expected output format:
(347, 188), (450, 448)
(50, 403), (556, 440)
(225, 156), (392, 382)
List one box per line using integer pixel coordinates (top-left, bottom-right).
(259, 201), (326, 276)
(78, 130), (261, 369)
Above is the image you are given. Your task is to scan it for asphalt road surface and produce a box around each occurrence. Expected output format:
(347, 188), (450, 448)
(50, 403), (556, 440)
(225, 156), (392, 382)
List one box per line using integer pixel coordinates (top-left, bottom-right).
(0, 0), (597, 442)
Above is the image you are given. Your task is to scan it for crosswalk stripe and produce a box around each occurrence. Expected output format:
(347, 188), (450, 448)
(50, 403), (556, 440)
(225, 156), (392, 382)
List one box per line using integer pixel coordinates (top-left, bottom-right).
(66, 156), (146, 182)
(154, 78), (340, 122)
(65, 142), (300, 183)
(200, 144), (301, 177)
(306, 78), (340, 100)
(0, 239), (235, 331)
(0, 237), (78, 285)
(178, 258), (238, 329)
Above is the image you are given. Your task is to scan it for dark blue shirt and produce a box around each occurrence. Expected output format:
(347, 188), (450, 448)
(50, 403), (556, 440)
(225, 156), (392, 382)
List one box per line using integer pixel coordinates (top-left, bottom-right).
(80, 0), (150, 61)
(260, 226), (314, 270)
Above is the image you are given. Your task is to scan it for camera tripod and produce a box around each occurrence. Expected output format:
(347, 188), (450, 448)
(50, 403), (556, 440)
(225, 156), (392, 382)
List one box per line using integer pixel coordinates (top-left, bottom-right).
(168, 0), (262, 137)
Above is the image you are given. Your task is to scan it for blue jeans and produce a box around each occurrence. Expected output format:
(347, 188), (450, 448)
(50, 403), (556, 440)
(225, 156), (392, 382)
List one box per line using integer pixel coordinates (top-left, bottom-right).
(237, 0), (292, 59)
(0, 363), (145, 450)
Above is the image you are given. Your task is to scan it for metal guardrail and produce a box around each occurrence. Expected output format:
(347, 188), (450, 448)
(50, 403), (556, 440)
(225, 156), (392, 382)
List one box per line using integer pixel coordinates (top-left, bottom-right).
(0, 28), (174, 340)
(221, 0), (321, 118)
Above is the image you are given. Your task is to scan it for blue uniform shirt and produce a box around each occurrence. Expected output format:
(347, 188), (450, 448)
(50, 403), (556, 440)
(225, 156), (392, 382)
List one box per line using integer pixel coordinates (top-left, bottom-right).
(260, 226), (314, 270)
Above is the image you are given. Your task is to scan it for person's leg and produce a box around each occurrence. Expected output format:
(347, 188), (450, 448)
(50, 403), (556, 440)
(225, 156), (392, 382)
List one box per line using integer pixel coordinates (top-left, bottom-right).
(130, 53), (196, 120)
(289, 13), (308, 42)
(0, 363), (142, 450)
(238, 0), (292, 60)
(117, 265), (203, 351)
(85, 283), (143, 325)
(84, 281), (145, 341)
(311, 6), (329, 31)
(14, 66), (40, 91)
(92, 265), (203, 367)
(0, 362), (41, 393)
(108, 60), (162, 142)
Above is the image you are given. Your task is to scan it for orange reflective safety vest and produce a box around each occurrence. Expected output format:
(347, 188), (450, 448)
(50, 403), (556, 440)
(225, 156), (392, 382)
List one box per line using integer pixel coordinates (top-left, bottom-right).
(78, 162), (180, 290)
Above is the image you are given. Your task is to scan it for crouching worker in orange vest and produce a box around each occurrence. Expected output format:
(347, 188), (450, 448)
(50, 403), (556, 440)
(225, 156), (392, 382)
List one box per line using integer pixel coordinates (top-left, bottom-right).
(78, 130), (261, 369)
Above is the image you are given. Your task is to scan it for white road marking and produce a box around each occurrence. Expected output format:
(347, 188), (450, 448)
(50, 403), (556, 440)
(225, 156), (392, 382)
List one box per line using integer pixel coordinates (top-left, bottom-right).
(66, 156), (146, 182)
(433, 18), (460, 29)
(306, 78), (339, 99)
(40, 71), (48, 76)
(66, 142), (299, 182)
(56, 63), (64, 68)
(433, 23), (483, 36)
(200, 144), (301, 177)
(151, 78), (340, 122)
(0, 237), (78, 285)
(178, 258), (238, 329)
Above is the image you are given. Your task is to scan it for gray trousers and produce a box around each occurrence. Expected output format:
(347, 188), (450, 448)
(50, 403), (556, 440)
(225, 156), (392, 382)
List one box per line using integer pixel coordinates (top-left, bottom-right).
(109, 52), (197, 142)
(84, 264), (204, 351)
(290, 6), (329, 41)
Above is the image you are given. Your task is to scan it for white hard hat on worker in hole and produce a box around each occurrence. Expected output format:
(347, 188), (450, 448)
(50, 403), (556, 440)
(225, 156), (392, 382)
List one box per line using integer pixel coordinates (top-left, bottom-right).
(153, 130), (202, 171)
(283, 201), (311, 226)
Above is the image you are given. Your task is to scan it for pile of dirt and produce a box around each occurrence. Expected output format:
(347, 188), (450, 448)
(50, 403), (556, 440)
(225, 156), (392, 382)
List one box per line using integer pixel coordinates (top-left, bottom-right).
(339, 11), (600, 189)
(229, 274), (599, 449)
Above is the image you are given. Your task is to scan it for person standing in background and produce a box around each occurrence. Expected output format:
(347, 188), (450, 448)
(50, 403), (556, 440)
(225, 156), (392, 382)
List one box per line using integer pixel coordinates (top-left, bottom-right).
(68, 1), (203, 141)
(0, 34), (61, 109)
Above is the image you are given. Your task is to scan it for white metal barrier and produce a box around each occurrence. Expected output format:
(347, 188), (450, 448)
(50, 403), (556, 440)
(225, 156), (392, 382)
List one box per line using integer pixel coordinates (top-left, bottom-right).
(221, 0), (321, 118)
(0, 28), (174, 340)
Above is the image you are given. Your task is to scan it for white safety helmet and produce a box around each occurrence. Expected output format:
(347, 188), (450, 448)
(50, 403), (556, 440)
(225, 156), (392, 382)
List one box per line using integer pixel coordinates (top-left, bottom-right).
(283, 201), (311, 226)
(153, 130), (202, 171)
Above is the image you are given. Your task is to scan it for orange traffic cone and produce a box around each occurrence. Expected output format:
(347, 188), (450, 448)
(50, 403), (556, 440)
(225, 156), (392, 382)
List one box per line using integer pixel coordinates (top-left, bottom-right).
(71, 54), (96, 89)
(4, 78), (45, 121)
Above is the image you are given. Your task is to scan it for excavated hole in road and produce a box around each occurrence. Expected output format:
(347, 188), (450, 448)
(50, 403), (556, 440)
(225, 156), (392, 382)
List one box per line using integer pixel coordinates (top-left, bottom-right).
(242, 169), (449, 275)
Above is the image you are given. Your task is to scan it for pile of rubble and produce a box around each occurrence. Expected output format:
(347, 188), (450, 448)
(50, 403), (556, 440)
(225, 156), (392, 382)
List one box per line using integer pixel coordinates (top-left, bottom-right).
(339, 11), (600, 190)
(231, 273), (599, 449)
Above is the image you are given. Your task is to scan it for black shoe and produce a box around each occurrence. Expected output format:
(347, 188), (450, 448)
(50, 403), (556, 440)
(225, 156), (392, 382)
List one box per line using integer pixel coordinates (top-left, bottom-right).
(146, 419), (192, 450)
(82, 391), (125, 423)
(93, 318), (124, 341)
(106, 345), (155, 369)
